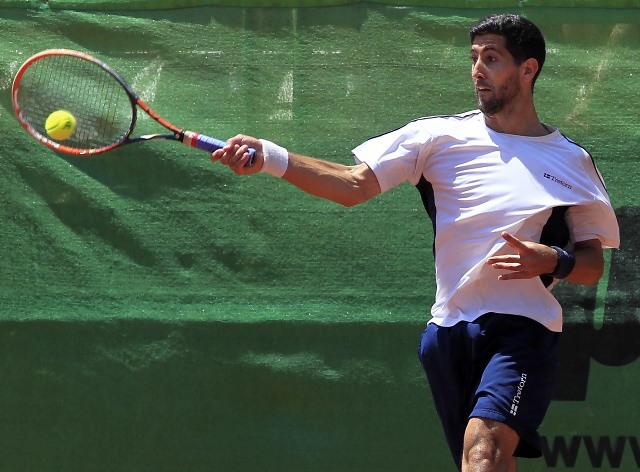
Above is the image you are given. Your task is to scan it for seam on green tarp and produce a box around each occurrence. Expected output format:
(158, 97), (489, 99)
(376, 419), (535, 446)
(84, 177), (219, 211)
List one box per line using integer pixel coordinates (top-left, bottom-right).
(3, 0), (640, 10)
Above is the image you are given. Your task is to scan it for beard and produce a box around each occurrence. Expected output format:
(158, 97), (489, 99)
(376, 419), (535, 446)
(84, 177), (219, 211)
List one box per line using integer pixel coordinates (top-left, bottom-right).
(476, 75), (521, 117)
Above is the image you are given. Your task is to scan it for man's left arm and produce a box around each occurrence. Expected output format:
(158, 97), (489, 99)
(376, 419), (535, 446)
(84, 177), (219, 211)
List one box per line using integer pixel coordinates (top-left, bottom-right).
(563, 238), (604, 285)
(487, 233), (605, 286)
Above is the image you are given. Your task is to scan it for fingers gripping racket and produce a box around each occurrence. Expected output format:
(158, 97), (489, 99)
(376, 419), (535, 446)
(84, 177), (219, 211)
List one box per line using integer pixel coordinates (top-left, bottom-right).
(12, 49), (254, 163)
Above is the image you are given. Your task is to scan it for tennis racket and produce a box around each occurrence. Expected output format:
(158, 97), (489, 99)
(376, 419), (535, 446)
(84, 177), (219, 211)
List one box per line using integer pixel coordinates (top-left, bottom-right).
(11, 48), (254, 163)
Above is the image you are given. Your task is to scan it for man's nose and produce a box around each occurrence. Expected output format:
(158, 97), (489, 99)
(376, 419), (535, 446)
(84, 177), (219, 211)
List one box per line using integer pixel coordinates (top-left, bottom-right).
(472, 61), (485, 80)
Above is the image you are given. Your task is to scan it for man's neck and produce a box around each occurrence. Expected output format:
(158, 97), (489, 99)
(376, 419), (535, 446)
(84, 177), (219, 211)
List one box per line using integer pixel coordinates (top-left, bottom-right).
(482, 101), (550, 137)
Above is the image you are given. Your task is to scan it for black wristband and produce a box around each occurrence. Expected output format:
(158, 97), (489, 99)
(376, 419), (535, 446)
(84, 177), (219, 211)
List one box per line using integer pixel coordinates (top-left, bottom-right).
(549, 246), (576, 279)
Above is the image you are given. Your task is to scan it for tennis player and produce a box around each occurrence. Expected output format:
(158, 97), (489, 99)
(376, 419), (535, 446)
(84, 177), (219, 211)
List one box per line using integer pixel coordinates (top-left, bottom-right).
(212, 14), (620, 471)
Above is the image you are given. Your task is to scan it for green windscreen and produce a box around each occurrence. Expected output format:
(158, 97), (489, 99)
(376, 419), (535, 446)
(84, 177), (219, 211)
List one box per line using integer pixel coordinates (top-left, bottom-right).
(0, 3), (638, 471)
(4, 0), (640, 9)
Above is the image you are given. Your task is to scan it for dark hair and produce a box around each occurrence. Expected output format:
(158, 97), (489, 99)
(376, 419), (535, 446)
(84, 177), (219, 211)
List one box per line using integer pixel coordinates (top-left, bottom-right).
(469, 14), (546, 88)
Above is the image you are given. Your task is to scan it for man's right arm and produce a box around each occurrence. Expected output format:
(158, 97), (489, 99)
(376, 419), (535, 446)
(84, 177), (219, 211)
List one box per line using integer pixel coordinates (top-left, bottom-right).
(211, 134), (381, 207)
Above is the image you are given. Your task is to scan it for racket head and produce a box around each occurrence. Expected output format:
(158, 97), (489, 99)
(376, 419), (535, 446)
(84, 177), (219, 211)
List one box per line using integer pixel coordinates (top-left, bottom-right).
(12, 49), (137, 156)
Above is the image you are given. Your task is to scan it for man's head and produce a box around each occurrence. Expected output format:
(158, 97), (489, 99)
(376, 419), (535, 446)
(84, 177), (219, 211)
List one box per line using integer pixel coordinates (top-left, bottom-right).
(470, 14), (546, 90)
(469, 15), (546, 118)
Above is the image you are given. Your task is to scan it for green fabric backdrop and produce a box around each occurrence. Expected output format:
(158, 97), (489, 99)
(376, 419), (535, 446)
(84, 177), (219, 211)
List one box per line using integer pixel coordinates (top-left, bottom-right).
(0, 3), (638, 470)
(4, 0), (640, 10)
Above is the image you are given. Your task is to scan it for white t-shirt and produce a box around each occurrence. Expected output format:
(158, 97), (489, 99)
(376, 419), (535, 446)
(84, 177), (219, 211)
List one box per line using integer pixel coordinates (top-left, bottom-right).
(352, 110), (620, 332)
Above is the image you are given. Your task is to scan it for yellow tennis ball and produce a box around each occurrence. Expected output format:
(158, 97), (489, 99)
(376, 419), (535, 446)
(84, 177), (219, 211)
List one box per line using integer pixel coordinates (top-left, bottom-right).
(45, 110), (76, 141)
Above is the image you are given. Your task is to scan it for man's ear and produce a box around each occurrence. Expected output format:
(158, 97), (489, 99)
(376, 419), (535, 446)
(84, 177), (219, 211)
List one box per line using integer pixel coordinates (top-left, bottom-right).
(521, 57), (539, 85)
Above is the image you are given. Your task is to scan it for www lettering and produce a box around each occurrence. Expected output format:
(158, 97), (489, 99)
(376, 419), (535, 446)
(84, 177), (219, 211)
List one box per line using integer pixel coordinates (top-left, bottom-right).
(541, 436), (640, 468)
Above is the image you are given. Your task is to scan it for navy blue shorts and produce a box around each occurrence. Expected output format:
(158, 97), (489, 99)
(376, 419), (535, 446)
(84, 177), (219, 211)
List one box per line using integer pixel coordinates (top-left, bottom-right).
(418, 312), (560, 468)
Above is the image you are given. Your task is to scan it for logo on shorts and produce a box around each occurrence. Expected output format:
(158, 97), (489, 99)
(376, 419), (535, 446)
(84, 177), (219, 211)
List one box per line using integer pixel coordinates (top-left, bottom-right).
(510, 373), (528, 416)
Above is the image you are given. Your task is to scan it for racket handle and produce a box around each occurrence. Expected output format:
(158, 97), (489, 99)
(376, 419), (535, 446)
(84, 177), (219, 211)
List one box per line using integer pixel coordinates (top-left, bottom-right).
(182, 131), (255, 166)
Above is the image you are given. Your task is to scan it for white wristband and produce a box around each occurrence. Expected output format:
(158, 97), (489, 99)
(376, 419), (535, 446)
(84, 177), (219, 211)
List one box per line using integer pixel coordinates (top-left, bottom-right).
(259, 139), (289, 178)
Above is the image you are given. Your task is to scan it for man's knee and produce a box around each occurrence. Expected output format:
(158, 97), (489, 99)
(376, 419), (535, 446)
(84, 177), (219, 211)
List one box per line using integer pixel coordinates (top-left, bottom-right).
(462, 418), (519, 472)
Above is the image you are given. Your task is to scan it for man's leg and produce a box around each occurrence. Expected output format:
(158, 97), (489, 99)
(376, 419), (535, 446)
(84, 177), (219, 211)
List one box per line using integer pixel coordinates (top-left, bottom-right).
(419, 314), (559, 470)
(462, 418), (519, 472)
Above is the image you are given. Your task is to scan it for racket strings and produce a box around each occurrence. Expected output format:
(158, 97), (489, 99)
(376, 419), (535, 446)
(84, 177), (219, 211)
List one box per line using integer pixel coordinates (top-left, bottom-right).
(17, 54), (134, 150)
